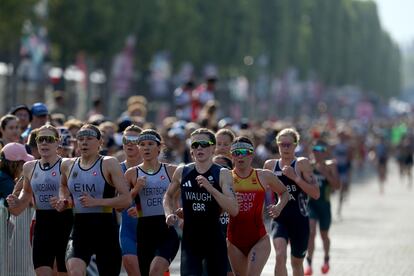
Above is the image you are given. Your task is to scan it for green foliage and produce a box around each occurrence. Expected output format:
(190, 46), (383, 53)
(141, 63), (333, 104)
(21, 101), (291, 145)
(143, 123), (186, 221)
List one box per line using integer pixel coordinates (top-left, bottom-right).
(0, 0), (36, 51)
(0, 0), (402, 97)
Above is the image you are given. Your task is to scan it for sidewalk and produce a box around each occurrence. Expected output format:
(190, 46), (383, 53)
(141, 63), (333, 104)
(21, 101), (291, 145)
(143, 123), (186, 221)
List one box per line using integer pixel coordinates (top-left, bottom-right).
(169, 160), (414, 275)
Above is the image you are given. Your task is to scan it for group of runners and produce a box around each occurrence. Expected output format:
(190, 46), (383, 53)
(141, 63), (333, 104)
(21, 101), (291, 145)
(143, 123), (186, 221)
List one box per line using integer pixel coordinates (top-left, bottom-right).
(1, 117), (350, 276)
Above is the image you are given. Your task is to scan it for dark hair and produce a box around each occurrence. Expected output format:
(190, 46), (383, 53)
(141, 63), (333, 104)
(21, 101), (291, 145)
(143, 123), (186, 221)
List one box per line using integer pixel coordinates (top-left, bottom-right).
(232, 136), (254, 147)
(191, 128), (216, 144)
(1, 114), (18, 130)
(27, 128), (39, 148)
(10, 105), (32, 121)
(0, 152), (24, 179)
(139, 129), (162, 145)
(79, 124), (102, 139)
(213, 155), (233, 169)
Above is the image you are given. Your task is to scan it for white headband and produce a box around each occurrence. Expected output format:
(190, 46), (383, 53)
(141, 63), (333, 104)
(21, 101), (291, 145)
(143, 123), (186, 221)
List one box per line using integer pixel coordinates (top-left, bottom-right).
(231, 142), (254, 152)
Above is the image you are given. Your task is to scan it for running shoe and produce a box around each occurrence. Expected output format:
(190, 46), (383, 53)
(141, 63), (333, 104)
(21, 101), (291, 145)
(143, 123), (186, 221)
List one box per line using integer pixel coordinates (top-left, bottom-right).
(321, 262), (330, 274)
(304, 266), (313, 275)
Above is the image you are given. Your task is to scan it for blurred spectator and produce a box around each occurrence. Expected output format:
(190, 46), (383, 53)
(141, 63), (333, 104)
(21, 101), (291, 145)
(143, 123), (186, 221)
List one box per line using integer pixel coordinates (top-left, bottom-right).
(87, 97), (105, 119)
(64, 118), (84, 138)
(127, 103), (147, 119)
(0, 143), (34, 205)
(57, 126), (75, 158)
(9, 105), (32, 133)
(174, 80), (195, 122)
(22, 102), (49, 141)
(49, 91), (70, 117)
(192, 76), (217, 121)
(26, 128), (40, 159)
(198, 100), (218, 130)
(0, 115), (21, 148)
(50, 113), (66, 126)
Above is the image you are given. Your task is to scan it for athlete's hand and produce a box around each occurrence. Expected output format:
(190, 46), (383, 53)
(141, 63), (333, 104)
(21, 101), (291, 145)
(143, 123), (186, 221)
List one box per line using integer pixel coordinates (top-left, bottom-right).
(282, 165), (297, 180)
(6, 194), (18, 208)
(316, 163), (329, 176)
(132, 176), (146, 195)
(53, 197), (70, 212)
(196, 175), (211, 191)
(127, 206), (138, 218)
(175, 207), (184, 219)
(267, 204), (282, 219)
(79, 192), (96, 207)
(165, 214), (178, 226)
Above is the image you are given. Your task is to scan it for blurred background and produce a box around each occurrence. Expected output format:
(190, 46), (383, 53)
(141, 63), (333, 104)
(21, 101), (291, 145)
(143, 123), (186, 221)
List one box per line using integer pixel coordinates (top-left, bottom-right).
(0, 0), (413, 124)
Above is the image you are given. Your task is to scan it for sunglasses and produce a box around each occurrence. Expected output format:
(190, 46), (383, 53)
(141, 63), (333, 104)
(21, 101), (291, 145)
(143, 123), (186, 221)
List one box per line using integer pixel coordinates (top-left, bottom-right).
(277, 142), (296, 149)
(122, 136), (140, 145)
(191, 140), (214, 149)
(231, 149), (254, 157)
(312, 145), (327, 152)
(36, 135), (58, 144)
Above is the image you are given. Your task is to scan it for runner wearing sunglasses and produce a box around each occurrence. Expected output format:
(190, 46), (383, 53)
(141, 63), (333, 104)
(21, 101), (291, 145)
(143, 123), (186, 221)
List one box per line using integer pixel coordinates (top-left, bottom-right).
(7, 125), (72, 276)
(304, 140), (340, 275)
(53, 124), (130, 276)
(164, 128), (239, 276)
(119, 125), (143, 276)
(227, 136), (289, 276)
(125, 129), (179, 276)
(264, 128), (320, 276)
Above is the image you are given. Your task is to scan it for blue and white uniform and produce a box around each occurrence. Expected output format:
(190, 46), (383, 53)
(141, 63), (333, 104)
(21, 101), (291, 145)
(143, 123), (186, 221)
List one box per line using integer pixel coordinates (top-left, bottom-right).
(30, 159), (73, 272)
(135, 164), (179, 276)
(271, 159), (310, 258)
(119, 162), (138, 256)
(66, 156), (121, 276)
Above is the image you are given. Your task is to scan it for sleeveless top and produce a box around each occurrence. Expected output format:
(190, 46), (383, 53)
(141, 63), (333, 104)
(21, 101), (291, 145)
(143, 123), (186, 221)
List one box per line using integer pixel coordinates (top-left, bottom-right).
(135, 163), (171, 217)
(121, 162), (137, 227)
(312, 166), (331, 203)
(181, 163), (223, 244)
(68, 156), (115, 214)
(227, 169), (266, 244)
(273, 159), (309, 220)
(31, 159), (62, 210)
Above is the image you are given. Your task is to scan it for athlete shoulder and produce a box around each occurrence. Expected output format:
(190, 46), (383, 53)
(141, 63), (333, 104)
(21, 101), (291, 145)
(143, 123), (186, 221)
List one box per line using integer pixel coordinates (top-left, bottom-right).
(60, 157), (76, 174)
(102, 156), (122, 169)
(165, 163), (178, 176)
(264, 159), (277, 170)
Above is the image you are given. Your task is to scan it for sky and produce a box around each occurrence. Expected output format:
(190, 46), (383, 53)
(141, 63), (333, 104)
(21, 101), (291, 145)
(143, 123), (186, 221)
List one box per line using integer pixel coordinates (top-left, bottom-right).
(373, 0), (414, 46)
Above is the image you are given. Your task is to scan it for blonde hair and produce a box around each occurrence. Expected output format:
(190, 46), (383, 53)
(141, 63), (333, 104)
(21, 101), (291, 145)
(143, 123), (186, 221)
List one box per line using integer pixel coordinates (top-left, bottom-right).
(276, 128), (300, 144)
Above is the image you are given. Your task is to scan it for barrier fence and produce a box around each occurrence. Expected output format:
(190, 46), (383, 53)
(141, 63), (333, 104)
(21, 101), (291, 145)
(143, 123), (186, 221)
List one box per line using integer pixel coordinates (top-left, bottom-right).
(0, 200), (35, 276)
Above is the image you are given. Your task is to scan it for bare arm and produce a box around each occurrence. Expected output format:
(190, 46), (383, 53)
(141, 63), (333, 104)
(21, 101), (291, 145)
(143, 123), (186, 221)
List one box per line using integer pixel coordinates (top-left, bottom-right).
(163, 166), (183, 226)
(12, 176), (24, 197)
(259, 169), (289, 218)
(52, 158), (74, 211)
(263, 159), (276, 171)
(6, 162), (34, 215)
(281, 157), (319, 199)
(199, 168), (239, 217)
(296, 158), (320, 199)
(88, 157), (130, 209)
(325, 160), (341, 190)
(125, 167), (143, 200)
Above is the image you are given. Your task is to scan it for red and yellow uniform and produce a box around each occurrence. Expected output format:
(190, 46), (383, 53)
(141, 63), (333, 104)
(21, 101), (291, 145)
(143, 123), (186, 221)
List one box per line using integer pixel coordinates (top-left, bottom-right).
(227, 169), (267, 256)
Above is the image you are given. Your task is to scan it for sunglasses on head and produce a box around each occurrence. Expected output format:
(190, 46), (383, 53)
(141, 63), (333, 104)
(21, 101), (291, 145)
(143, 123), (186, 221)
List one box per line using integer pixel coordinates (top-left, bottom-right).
(277, 142), (297, 149)
(191, 140), (214, 149)
(231, 149), (254, 157)
(36, 135), (58, 144)
(122, 136), (140, 145)
(312, 145), (327, 152)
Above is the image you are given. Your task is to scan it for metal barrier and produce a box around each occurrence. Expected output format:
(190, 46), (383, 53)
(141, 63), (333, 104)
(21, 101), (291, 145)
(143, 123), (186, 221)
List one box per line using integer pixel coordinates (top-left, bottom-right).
(0, 200), (35, 276)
